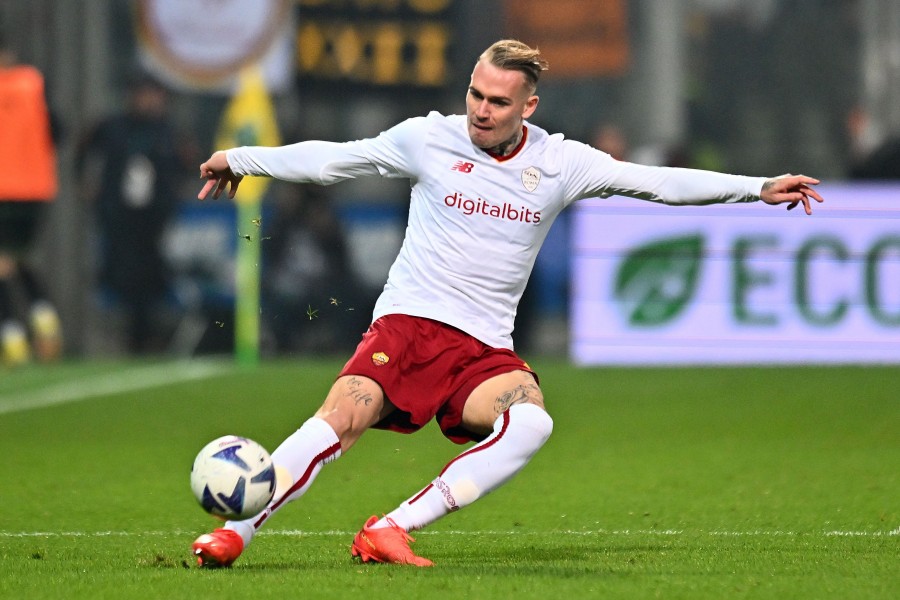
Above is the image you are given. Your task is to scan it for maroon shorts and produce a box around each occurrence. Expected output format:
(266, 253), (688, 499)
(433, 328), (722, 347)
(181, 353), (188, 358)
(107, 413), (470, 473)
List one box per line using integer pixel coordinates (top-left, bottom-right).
(338, 314), (537, 444)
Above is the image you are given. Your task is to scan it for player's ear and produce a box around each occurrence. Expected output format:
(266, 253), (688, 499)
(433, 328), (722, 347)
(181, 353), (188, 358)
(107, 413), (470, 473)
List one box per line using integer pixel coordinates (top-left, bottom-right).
(522, 95), (539, 119)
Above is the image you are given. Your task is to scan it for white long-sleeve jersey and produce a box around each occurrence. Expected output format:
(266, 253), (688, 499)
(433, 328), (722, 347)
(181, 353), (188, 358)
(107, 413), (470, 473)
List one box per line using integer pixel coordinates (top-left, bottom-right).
(227, 112), (766, 350)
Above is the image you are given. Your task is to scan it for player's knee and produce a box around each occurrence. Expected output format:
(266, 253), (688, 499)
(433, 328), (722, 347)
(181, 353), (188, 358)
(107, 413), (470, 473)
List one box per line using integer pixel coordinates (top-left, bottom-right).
(317, 376), (385, 441)
(316, 407), (370, 451)
(508, 402), (553, 448)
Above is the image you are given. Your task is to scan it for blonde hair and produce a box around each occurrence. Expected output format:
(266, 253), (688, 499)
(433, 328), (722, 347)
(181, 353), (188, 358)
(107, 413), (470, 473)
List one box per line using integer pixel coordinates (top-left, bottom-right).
(479, 39), (549, 92)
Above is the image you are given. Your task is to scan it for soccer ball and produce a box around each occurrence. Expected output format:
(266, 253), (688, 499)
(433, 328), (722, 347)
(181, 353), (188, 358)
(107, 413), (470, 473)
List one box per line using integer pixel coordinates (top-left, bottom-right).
(190, 435), (276, 520)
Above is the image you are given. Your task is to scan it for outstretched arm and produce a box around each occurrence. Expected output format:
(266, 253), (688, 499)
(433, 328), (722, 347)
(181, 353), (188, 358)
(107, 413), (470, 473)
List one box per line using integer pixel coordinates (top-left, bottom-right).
(760, 174), (824, 215)
(196, 116), (431, 201)
(198, 150), (243, 200)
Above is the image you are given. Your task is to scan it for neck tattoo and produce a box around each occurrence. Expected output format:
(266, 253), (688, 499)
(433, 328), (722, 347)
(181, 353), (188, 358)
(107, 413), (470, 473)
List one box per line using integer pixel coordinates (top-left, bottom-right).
(492, 128), (522, 156)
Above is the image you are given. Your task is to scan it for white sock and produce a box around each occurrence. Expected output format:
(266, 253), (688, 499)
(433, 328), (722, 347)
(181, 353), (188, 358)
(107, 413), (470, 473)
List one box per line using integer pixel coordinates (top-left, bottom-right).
(226, 417), (342, 546)
(375, 403), (553, 531)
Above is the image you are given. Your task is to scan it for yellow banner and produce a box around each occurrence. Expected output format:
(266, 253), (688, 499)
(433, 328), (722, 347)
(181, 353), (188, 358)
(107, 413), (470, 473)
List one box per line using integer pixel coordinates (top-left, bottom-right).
(214, 66), (281, 204)
(213, 65), (280, 365)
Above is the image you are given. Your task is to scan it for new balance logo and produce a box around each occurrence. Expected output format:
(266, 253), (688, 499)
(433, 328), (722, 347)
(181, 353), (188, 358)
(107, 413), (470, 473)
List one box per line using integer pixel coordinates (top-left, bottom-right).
(451, 161), (475, 173)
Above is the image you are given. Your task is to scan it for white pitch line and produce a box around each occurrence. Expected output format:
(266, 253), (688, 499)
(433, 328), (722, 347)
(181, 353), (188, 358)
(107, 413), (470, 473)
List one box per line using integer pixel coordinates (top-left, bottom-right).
(0, 528), (896, 538)
(0, 360), (231, 416)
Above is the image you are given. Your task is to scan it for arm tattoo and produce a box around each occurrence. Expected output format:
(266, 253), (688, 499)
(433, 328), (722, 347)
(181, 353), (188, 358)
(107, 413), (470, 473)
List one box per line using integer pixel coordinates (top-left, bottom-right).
(346, 376), (374, 407)
(494, 383), (540, 413)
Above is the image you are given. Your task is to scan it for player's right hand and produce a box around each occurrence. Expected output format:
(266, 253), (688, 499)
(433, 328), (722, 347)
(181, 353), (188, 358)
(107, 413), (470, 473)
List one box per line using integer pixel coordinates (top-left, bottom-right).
(198, 150), (243, 200)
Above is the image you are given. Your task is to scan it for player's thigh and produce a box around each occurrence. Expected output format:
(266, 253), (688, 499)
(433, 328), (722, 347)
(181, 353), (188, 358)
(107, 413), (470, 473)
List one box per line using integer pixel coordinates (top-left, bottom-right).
(460, 369), (545, 435)
(315, 375), (395, 449)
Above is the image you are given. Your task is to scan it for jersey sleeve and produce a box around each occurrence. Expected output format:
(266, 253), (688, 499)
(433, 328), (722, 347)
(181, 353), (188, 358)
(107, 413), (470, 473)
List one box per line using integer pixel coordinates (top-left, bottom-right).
(225, 115), (431, 185)
(560, 140), (766, 206)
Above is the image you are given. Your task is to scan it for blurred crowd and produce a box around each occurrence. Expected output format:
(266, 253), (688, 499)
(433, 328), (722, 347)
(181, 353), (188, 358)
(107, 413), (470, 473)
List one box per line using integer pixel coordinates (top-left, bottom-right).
(1, 41), (378, 366)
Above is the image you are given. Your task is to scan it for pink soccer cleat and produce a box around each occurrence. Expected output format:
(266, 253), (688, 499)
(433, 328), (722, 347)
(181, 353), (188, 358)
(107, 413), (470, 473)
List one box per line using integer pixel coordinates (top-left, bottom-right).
(191, 528), (244, 568)
(350, 515), (434, 567)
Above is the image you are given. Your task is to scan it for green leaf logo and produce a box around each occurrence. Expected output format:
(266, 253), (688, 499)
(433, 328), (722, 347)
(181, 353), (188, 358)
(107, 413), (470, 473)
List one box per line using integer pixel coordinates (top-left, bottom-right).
(614, 234), (704, 326)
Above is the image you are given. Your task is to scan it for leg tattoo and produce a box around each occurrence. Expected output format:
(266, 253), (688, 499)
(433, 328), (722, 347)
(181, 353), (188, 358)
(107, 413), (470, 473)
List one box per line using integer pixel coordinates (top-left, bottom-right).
(346, 376), (375, 407)
(494, 383), (541, 413)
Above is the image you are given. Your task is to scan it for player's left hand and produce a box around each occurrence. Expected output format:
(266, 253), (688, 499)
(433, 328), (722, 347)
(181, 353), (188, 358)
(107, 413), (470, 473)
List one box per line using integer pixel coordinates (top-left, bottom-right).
(760, 174), (824, 215)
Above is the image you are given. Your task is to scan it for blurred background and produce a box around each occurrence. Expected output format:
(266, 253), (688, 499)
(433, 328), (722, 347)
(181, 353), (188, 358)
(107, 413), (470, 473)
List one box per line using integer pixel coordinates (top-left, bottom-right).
(1, 0), (898, 363)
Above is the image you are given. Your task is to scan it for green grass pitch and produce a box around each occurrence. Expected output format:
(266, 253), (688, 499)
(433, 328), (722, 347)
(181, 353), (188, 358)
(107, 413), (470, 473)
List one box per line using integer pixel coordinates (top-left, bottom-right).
(0, 358), (897, 599)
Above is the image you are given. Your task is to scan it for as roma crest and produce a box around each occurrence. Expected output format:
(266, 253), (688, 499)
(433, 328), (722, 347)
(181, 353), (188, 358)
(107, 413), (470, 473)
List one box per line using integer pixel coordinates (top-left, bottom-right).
(521, 166), (541, 192)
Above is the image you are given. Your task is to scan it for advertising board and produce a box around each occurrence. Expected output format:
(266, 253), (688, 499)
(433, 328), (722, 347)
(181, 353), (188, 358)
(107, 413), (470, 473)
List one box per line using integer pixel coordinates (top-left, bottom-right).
(571, 183), (900, 364)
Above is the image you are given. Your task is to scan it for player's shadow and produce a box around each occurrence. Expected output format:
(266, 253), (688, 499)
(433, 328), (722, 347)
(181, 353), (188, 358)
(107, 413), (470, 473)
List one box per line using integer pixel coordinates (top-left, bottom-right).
(178, 541), (672, 573)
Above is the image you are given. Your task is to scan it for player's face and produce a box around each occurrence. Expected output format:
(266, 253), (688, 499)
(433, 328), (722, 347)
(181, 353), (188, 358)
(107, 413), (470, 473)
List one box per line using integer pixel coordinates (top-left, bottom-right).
(466, 59), (539, 152)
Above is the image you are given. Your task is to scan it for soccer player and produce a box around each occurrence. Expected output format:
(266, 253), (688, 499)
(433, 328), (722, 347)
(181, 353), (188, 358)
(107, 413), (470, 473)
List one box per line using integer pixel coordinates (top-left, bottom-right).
(191, 39), (823, 567)
(0, 40), (63, 365)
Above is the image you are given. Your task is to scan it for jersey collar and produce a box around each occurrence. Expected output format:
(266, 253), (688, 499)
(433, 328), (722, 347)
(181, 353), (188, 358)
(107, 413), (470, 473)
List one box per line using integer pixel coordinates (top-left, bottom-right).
(484, 125), (528, 162)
